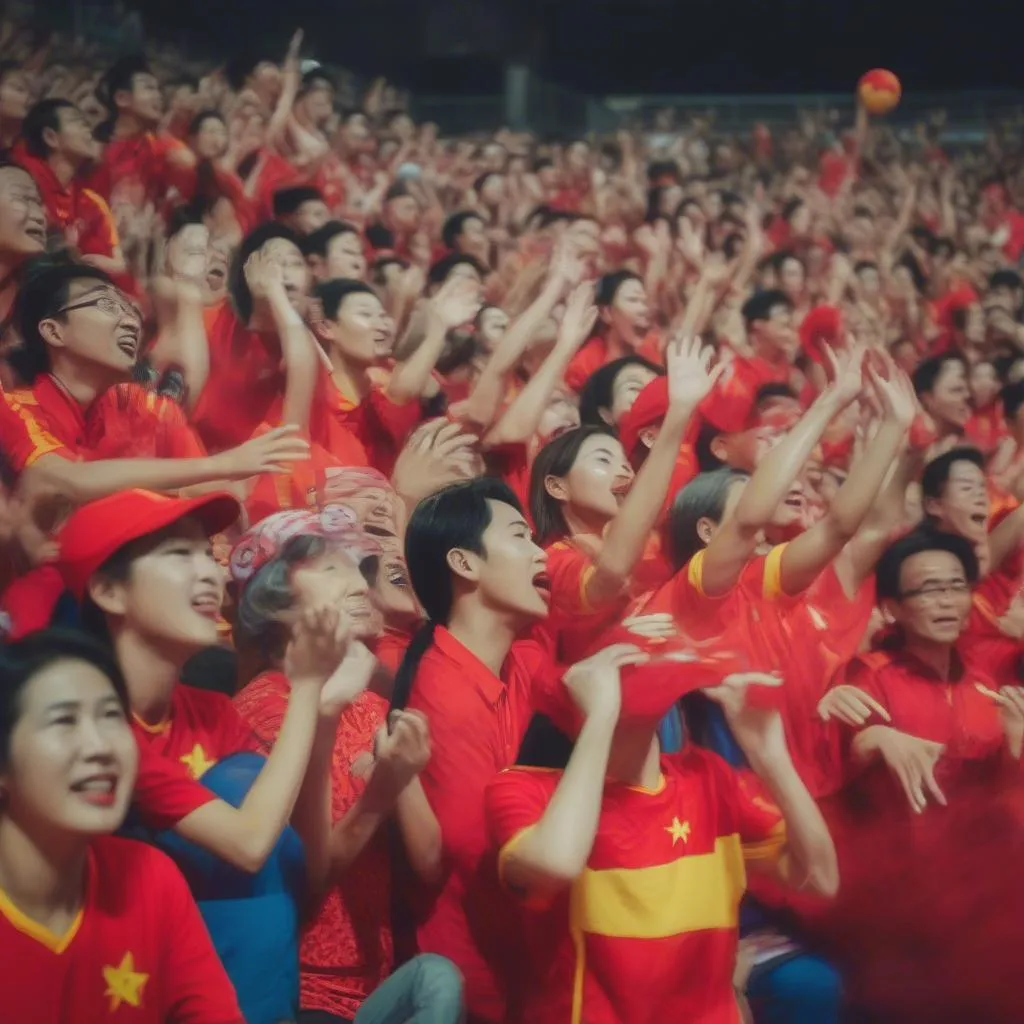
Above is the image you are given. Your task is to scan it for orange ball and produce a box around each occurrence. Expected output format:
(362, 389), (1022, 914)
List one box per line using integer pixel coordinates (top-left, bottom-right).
(857, 68), (902, 115)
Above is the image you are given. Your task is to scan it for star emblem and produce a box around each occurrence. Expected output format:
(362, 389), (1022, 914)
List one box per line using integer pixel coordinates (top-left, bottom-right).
(665, 816), (691, 845)
(103, 951), (148, 1011)
(179, 743), (217, 780)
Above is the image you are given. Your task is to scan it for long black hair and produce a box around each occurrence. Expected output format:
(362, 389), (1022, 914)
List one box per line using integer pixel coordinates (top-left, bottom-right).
(390, 477), (522, 711)
(529, 425), (618, 545)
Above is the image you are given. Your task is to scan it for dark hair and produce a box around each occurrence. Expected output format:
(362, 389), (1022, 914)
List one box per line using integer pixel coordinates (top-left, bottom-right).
(577, 355), (663, 425)
(315, 278), (377, 321)
(426, 252), (487, 289)
(529, 425), (618, 544)
(667, 467), (747, 569)
(473, 172), (503, 196)
(875, 526), (979, 603)
(781, 197), (805, 222)
(694, 421), (725, 472)
(989, 269), (1023, 293)
(301, 220), (360, 260)
(165, 204), (205, 242)
(99, 53), (152, 106)
(21, 98), (76, 159)
(370, 255), (409, 288)
(299, 66), (334, 96)
(920, 446), (985, 503)
(0, 629), (129, 768)
(272, 186), (325, 219)
(442, 210), (484, 251)
(854, 260), (879, 276)
(9, 258), (115, 382)
(1001, 380), (1024, 421)
(755, 382), (797, 406)
(391, 478), (522, 711)
(188, 108), (224, 137)
(365, 222), (395, 251)
(742, 289), (792, 327)
(228, 222), (303, 323)
(595, 270), (642, 309)
(912, 351), (968, 398)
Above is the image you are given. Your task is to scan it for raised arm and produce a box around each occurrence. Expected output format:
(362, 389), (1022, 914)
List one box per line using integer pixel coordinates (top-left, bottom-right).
(587, 335), (723, 605)
(778, 364), (915, 596)
(699, 347), (864, 597)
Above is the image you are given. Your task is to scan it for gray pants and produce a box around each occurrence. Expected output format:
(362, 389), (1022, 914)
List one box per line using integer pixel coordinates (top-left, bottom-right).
(297, 954), (464, 1024)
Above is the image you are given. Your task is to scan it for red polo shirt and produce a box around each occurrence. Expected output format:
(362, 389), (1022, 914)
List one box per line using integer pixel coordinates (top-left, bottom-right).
(0, 836), (243, 1023)
(404, 625), (562, 1022)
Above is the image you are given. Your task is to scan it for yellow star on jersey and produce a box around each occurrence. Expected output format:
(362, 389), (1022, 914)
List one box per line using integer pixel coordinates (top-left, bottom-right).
(665, 816), (691, 845)
(103, 951), (148, 1011)
(179, 743), (217, 779)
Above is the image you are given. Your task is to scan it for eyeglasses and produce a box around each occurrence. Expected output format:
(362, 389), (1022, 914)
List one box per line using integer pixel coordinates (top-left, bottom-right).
(899, 581), (971, 602)
(58, 293), (141, 321)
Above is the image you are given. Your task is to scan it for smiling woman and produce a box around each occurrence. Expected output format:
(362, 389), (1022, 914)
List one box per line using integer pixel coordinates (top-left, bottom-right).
(0, 628), (245, 1024)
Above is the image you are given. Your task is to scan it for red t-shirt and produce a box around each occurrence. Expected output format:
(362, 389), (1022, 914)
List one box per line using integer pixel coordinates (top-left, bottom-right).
(0, 836), (243, 1023)
(486, 748), (785, 1024)
(404, 624), (562, 1022)
(0, 374), (85, 470)
(0, 564), (66, 639)
(234, 671), (391, 1019)
(89, 131), (195, 208)
(131, 684), (261, 832)
(307, 371), (420, 477)
(16, 151), (119, 258)
(192, 304), (287, 453)
(564, 333), (663, 394)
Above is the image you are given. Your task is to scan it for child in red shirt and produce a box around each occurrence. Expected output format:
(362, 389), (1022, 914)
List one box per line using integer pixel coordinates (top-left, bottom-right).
(0, 629), (242, 1024)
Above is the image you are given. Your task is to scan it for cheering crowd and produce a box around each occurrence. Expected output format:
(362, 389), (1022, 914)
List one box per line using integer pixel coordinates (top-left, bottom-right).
(1, 19), (1024, 1024)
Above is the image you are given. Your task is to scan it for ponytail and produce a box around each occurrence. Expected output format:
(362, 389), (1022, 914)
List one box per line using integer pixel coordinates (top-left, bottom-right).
(390, 621), (437, 712)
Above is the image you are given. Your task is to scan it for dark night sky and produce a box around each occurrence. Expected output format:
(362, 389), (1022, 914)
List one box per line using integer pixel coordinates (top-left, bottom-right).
(135, 0), (1023, 97)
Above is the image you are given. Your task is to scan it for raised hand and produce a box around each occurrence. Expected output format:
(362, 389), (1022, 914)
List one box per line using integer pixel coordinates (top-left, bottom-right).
(284, 605), (350, 691)
(665, 333), (726, 408)
(563, 643), (649, 721)
(391, 418), (480, 503)
(977, 683), (1024, 759)
(704, 672), (786, 756)
(320, 639), (378, 716)
(428, 276), (481, 331)
(244, 249), (285, 302)
(866, 725), (946, 813)
(557, 281), (598, 348)
(866, 357), (917, 429)
(372, 709), (432, 794)
(824, 339), (867, 407)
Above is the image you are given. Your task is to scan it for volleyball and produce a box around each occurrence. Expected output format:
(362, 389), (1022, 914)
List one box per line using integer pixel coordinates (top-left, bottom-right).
(857, 69), (902, 115)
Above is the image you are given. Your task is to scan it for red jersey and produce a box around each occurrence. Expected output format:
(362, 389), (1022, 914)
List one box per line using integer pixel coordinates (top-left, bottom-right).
(965, 404), (1007, 456)
(0, 836), (243, 1023)
(234, 671), (391, 1019)
(131, 683), (261, 832)
(565, 332), (663, 394)
(16, 151), (119, 258)
(307, 370), (419, 477)
(0, 374), (88, 470)
(404, 624), (562, 1022)
(966, 551), (1024, 686)
(486, 748), (785, 1024)
(0, 564), (66, 639)
(89, 131), (195, 208)
(191, 304), (286, 453)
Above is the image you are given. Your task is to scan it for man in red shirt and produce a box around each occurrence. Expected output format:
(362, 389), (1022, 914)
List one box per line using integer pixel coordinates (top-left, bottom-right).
(2, 260), (309, 503)
(486, 653), (837, 1024)
(911, 351), (971, 443)
(89, 54), (196, 209)
(18, 99), (125, 276)
(733, 289), (800, 400)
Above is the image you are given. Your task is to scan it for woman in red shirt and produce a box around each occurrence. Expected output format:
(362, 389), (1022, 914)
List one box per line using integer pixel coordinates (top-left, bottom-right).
(0, 628), (243, 1024)
(530, 335), (721, 662)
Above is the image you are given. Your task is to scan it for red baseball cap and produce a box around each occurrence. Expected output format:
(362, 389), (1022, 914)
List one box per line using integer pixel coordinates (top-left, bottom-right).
(618, 375), (669, 459)
(799, 305), (843, 366)
(58, 490), (240, 599)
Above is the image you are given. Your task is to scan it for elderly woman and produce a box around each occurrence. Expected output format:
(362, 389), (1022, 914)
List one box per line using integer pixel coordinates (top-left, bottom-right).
(231, 508), (461, 1024)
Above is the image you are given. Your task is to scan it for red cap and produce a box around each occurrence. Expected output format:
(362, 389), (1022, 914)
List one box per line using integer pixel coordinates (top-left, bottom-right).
(618, 376), (669, 458)
(799, 305), (843, 366)
(698, 384), (756, 435)
(58, 490), (240, 600)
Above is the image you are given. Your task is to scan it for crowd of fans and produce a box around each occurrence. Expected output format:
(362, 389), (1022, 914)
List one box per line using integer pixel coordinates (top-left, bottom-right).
(1, 17), (1024, 1024)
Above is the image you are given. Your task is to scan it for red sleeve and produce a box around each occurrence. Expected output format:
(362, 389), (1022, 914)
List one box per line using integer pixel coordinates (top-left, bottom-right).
(367, 386), (422, 447)
(232, 674), (290, 755)
(485, 768), (554, 849)
(151, 848), (246, 1023)
(0, 391), (72, 471)
(546, 542), (601, 618)
(208, 692), (263, 756)
(132, 742), (217, 831)
(77, 189), (120, 258)
(0, 566), (65, 639)
(694, 748), (785, 854)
